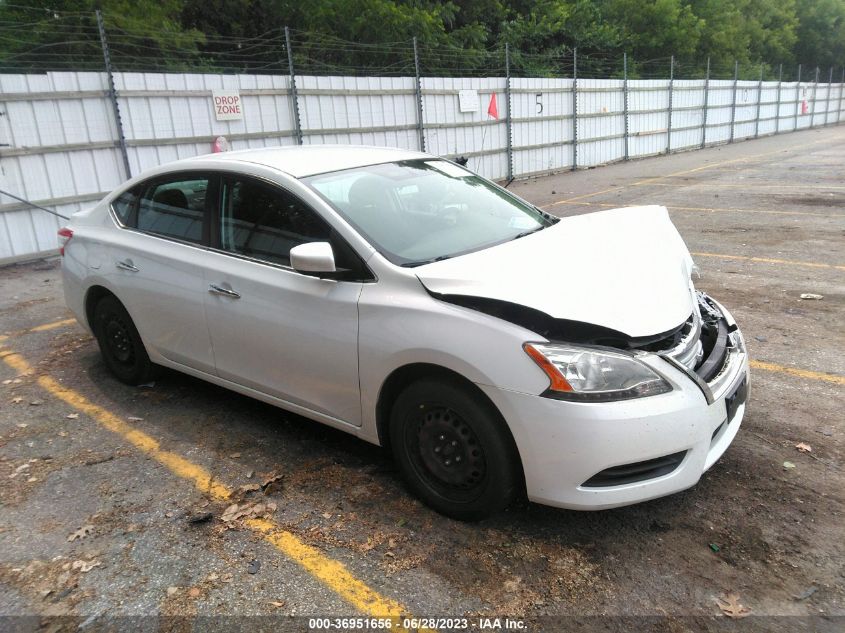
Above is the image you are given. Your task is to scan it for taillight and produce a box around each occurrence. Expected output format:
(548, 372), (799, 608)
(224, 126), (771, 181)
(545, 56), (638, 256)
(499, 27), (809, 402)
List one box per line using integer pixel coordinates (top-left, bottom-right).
(58, 227), (73, 256)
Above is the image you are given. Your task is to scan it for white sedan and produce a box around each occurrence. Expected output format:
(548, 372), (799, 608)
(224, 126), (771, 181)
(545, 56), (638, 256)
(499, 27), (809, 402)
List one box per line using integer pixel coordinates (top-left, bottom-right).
(60, 146), (749, 520)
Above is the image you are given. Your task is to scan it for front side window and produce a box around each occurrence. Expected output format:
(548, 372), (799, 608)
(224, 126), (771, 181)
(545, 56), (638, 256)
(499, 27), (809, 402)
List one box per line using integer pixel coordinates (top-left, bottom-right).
(220, 177), (340, 267)
(305, 159), (555, 266)
(137, 176), (209, 244)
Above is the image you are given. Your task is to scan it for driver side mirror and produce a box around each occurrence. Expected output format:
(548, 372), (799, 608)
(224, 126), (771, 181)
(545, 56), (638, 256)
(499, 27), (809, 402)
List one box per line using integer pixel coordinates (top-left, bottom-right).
(290, 242), (336, 275)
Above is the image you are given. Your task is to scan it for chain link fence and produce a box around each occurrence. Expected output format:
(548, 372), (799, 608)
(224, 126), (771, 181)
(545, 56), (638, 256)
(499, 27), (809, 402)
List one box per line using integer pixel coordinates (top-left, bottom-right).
(1, 6), (844, 264)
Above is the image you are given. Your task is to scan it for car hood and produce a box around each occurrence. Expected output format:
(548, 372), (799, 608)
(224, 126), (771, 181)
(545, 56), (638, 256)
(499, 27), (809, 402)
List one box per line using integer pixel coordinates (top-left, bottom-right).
(415, 205), (695, 338)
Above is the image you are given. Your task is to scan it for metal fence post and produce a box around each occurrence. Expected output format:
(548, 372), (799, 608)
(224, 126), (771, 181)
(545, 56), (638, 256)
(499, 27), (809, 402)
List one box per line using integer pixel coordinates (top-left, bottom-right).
(825, 66), (833, 126)
(839, 68), (844, 124)
(666, 55), (674, 154)
(701, 57), (710, 149)
(754, 64), (763, 138)
(775, 64), (782, 134)
(412, 37), (425, 152)
(729, 60), (738, 143)
(623, 52), (629, 161)
(810, 66), (819, 128)
(795, 64), (802, 130)
(284, 27), (303, 145)
(572, 48), (578, 171)
(505, 43), (513, 180)
(96, 9), (131, 180)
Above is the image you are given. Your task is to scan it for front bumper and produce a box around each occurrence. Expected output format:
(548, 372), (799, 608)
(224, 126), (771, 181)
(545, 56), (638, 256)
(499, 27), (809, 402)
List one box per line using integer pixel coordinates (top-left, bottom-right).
(481, 302), (749, 510)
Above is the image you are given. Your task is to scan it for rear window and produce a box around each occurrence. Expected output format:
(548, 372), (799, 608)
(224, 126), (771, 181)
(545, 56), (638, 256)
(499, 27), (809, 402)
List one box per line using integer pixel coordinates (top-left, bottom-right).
(111, 188), (138, 226)
(137, 177), (209, 244)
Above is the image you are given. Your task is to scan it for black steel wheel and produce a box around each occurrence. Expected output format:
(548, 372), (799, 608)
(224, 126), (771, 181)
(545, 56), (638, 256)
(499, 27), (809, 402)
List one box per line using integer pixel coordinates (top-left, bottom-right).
(389, 377), (521, 520)
(93, 295), (157, 385)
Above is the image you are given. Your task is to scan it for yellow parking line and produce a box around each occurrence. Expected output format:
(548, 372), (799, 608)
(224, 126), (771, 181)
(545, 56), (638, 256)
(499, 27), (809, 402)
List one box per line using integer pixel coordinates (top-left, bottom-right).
(640, 182), (845, 190)
(29, 318), (78, 333)
(0, 318), (79, 344)
(691, 252), (845, 271)
(545, 200), (838, 218)
(750, 360), (845, 386)
(548, 137), (835, 207)
(0, 349), (419, 622)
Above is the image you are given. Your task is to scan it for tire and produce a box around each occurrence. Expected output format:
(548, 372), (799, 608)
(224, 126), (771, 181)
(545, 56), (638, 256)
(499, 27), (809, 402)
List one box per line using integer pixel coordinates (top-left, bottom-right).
(389, 378), (521, 521)
(92, 295), (157, 386)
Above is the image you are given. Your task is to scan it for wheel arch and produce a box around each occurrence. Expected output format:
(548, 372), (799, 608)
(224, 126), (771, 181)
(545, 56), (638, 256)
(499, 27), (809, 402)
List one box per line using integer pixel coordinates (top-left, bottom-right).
(375, 362), (526, 489)
(84, 284), (120, 332)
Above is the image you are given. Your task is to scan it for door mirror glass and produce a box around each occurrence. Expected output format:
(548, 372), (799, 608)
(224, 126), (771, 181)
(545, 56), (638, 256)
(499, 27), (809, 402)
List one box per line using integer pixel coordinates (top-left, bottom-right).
(290, 242), (336, 274)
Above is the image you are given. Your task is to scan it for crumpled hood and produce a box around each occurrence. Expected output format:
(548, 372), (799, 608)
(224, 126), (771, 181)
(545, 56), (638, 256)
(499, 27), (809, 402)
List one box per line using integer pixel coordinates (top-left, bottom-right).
(415, 205), (695, 338)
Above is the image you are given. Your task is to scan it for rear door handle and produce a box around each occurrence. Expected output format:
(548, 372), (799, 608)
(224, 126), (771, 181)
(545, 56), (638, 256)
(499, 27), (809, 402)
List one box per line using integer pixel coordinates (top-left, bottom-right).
(116, 260), (139, 272)
(208, 283), (241, 299)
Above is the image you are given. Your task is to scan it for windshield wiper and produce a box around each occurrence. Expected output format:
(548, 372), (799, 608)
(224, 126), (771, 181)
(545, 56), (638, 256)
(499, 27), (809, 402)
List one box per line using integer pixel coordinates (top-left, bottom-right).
(400, 254), (452, 268)
(511, 225), (546, 241)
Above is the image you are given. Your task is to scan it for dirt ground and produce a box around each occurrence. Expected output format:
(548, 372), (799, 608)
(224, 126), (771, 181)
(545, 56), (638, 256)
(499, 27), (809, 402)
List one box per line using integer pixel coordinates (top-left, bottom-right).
(1, 126), (843, 632)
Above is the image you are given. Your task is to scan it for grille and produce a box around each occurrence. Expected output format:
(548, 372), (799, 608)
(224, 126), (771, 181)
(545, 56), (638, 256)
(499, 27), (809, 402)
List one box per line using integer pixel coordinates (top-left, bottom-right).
(664, 310), (704, 372)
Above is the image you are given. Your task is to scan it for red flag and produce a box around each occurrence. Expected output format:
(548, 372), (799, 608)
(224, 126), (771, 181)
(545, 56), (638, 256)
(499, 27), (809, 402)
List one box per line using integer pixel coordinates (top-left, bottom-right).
(487, 93), (499, 119)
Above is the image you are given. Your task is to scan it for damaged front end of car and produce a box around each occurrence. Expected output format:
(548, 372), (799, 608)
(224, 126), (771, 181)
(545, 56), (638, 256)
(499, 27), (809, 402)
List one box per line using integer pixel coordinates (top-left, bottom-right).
(431, 289), (747, 408)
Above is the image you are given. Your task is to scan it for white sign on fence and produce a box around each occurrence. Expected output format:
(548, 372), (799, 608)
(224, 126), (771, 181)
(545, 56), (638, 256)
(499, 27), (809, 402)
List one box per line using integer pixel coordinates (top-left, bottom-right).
(212, 90), (244, 121)
(458, 89), (479, 113)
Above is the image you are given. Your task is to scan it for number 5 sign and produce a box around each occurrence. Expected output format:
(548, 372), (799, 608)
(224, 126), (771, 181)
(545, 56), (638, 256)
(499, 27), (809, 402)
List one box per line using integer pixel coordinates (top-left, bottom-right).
(212, 90), (244, 121)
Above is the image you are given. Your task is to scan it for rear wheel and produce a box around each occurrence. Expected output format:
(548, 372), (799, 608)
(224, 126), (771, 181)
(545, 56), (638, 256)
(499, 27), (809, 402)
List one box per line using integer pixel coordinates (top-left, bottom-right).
(92, 296), (157, 385)
(389, 378), (520, 521)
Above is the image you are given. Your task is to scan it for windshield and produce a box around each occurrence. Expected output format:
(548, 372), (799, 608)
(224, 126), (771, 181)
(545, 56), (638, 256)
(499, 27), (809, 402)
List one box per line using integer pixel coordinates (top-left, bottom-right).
(304, 159), (555, 266)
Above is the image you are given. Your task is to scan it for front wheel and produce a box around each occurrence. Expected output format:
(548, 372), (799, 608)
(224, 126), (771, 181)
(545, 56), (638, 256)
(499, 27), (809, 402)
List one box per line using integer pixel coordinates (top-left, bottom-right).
(92, 295), (157, 386)
(389, 378), (521, 521)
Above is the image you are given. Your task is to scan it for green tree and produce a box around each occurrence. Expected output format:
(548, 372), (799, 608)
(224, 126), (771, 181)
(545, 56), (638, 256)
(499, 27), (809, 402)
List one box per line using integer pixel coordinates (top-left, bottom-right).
(793, 0), (845, 69)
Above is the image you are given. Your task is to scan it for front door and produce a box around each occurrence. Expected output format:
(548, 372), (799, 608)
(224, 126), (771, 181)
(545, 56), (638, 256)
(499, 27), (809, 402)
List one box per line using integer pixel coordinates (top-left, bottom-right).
(203, 175), (363, 426)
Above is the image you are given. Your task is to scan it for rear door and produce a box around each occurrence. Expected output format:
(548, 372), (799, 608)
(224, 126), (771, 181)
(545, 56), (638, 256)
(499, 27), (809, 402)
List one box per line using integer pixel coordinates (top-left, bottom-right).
(105, 171), (217, 374)
(203, 174), (365, 426)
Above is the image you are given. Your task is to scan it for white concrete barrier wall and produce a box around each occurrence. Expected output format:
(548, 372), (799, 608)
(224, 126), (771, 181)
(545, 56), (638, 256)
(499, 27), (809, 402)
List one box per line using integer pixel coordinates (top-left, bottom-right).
(1, 70), (844, 263)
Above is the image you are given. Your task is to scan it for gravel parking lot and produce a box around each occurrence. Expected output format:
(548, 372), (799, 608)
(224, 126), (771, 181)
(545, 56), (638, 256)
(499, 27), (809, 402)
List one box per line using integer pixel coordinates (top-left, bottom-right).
(1, 126), (843, 631)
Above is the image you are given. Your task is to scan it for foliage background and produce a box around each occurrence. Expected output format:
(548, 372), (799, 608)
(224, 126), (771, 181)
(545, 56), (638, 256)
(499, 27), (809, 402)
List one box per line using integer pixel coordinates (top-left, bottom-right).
(1, 0), (843, 78)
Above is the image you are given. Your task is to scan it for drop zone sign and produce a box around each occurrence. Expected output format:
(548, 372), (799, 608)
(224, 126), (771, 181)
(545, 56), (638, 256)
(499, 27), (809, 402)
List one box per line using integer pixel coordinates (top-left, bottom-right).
(212, 90), (244, 121)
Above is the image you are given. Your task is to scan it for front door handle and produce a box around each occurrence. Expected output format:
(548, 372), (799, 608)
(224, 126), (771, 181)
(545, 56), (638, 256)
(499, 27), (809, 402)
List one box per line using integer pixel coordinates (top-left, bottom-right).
(208, 283), (241, 299)
(116, 260), (139, 272)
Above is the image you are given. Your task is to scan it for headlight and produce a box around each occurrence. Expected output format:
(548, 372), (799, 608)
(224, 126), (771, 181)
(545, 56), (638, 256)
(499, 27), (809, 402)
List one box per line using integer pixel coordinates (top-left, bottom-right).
(523, 343), (672, 401)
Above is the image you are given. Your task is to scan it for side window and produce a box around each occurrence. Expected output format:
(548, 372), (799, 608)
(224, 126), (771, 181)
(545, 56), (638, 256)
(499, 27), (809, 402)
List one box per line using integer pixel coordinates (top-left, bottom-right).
(220, 178), (332, 266)
(111, 187), (139, 226)
(137, 176), (209, 244)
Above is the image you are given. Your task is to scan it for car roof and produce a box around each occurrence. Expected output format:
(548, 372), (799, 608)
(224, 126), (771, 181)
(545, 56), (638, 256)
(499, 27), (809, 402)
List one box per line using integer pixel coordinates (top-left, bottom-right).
(189, 144), (430, 178)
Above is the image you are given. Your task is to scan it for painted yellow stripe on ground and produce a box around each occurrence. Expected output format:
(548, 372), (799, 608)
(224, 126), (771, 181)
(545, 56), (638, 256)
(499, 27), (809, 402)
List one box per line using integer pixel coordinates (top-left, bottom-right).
(29, 318), (78, 333)
(750, 360), (845, 386)
(0, 349), (419, 622)
(548, 136), (835, 207)
(0, 317), (79, 344)
(691, 252), (845, 271)
(639, 182), (845, 190)
(545, 200), (838, 218)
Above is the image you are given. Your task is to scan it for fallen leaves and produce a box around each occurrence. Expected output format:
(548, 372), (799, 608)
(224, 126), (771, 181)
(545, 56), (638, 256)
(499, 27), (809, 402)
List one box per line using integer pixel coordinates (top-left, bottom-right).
(11, 397), (23, 404)
(783, 461), (796, 470)
(67, 525), (94, 542)
(66, 413), (79, 419)
(71, 559), (100, 573)
(799, 293), (823, 301)
(261, 471), (283, 495)
(795, 442), (812, 453)
(715, 593), (751, 618)
(220, 501), (277, 525)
